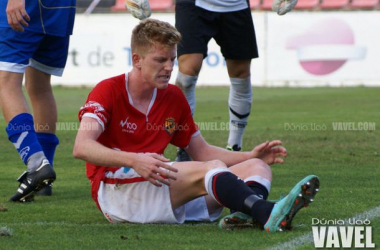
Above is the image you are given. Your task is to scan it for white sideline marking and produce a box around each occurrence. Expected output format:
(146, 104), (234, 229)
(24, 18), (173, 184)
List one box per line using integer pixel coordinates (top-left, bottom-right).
(265, 205), (380, 250)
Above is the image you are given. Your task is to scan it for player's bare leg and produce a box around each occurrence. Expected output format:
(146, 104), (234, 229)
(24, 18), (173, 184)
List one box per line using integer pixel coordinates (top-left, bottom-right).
(0, 71), (29, 122)
(25, 67), (59, 196)
(169, 160), (225, 208)
(175, 53), (203, 162)
(0, 70), (55, 202)
(25, 67), (57, 134)
(170, 158), (273, 221)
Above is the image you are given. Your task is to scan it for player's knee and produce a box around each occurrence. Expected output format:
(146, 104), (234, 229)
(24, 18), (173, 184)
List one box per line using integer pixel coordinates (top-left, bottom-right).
(175, 71), (198, 89)
(245, 158), (272, 180)
(204, 159), (228, 172)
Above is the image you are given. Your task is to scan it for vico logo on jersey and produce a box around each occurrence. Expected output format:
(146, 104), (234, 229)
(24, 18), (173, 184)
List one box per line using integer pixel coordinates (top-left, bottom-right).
(120, 117), (137, 133)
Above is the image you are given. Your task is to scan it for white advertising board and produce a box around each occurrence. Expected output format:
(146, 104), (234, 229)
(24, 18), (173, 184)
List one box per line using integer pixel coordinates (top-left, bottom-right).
(52, 12), (380, 86)
(266, 12), (380, 86)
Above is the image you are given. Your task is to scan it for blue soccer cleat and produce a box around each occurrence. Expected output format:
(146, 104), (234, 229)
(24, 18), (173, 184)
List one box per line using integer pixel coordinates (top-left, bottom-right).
(264, 175), (320, 232)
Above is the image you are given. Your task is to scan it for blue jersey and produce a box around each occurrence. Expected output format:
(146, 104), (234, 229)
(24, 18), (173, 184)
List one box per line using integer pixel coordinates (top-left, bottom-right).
(0, 0), (76, 37)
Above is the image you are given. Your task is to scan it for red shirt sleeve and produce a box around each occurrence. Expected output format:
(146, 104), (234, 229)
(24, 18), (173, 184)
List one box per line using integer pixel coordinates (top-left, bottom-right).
(78, 76), (121, 130)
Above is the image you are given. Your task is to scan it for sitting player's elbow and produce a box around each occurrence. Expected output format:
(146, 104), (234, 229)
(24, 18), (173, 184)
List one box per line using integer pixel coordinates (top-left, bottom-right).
(72, 142), (85, 160)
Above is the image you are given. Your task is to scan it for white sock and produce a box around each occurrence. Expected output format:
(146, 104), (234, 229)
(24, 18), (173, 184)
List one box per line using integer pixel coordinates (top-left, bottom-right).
(228, 77), (252, 150)
(27, 152), (47, 173)
(175, 71), (198, 116)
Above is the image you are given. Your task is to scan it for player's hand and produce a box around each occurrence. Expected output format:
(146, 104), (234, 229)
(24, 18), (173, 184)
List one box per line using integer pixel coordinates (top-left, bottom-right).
(125, 0), (151, 20)
(6, 0), (30, 32)
(132, 153), (177, 187)
(272, 0), (298, 15)
(251, 140), (287, 165)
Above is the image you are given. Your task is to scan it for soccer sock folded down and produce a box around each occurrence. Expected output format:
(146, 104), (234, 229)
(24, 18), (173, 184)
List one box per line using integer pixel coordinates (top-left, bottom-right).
(244, 175), (272, 200)
(6, 113), (46, 172)
(175, 71), (198, 116)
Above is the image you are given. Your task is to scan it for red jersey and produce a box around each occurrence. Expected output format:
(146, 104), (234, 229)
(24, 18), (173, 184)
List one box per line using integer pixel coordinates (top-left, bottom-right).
(78, 73), (199, 203)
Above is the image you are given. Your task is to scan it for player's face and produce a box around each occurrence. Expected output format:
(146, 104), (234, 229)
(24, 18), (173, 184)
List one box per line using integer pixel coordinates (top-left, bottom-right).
(140, 43), (176, 89)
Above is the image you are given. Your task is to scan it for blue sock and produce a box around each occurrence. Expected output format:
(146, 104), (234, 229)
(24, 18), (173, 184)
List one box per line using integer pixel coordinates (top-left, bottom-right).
(6, 113), (44, 166)
(36, 133), (59, 167)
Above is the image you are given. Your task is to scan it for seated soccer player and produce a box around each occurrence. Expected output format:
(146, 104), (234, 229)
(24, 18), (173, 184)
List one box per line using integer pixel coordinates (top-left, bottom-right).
(73, 18), (319, 232)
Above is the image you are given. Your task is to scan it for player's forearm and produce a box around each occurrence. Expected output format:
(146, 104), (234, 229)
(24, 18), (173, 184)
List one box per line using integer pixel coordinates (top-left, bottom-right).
(192, 144), (252, 167)
(73, 138), (136, 168)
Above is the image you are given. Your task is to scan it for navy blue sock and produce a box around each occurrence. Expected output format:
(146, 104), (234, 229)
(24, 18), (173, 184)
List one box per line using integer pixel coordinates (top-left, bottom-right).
(211, 172), (258, 212)
(6, 113), (44, 166)
(246, 181), (269, 200)
(211, 172), (274, 225)
(250, 198), (275, 225)
(230, 180), (270, 214)
(36, 133), (59, 167)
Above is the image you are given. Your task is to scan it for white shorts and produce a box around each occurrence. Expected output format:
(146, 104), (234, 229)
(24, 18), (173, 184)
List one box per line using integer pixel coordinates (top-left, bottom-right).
(97, 165), (223, 224)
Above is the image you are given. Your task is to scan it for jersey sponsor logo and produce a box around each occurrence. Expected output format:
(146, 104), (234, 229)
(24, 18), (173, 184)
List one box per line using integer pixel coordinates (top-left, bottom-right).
(164, 117), (177, 135)
(120, 117), (137, 133)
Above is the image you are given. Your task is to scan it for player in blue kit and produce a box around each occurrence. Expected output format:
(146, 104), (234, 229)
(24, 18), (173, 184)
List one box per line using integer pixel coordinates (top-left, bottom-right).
(0, 0), (76, 201)
(0, 0), (151, 202)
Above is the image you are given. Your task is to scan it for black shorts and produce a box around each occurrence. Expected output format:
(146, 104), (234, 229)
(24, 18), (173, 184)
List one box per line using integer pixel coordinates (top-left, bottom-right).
(175, 2), (259, 60)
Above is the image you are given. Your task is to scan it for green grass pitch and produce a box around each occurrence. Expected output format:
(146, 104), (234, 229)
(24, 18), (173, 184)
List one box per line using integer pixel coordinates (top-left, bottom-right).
(0, 86), (379, 249)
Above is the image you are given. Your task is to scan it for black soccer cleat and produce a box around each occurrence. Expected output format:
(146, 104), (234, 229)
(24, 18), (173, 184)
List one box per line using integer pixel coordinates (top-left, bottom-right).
(226, 144), (242, 151)
(175, 148), (192, 162)
(9, 159), (56, 202)
(36, 184), (53, 196)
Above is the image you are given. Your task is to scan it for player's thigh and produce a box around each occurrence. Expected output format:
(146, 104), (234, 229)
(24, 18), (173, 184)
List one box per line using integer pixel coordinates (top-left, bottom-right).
(30, 35), (70, 76)
(0, 28), (43, 73)
(215, 8), (259, 61)
(169, 160), (227, 209)
(175, 2), (216, 58)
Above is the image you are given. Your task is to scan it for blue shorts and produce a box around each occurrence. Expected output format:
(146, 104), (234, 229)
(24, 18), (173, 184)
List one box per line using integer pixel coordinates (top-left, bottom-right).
(0, 28), (70, 76)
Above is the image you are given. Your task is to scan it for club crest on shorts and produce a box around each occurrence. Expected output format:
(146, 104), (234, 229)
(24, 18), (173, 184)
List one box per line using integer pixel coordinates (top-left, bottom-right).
(164, 117), (177, 135)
